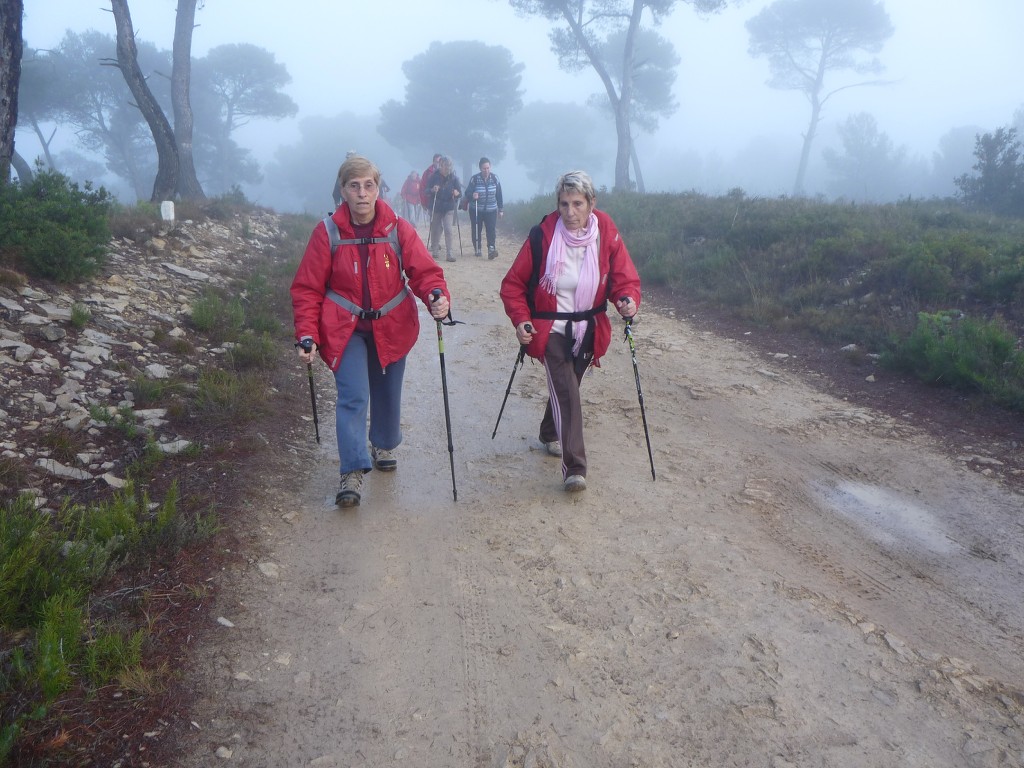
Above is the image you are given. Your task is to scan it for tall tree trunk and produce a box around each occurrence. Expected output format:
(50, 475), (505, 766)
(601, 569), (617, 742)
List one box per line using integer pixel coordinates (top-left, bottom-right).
(558, 1), (639, 193)
(630, 141), (645, 194)
(793, 50), (829, 197)
(172, 0), (204, 199)
(110, 0), (179, 202)
(612, 0), (644, 192)
(27, 118), (55, 168)
(0, 0), (24, 184)
(793, 95), (821, 197)
(11, 147), (31, 182)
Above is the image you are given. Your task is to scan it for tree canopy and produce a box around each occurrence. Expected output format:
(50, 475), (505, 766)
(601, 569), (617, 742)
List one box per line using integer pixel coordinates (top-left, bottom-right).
(746, 0), (894, 196)
(510, 0), (725, 192)
(955, 127), (1024, 217)
(378, 40), (524, 180)
(509, 101), (613, 194)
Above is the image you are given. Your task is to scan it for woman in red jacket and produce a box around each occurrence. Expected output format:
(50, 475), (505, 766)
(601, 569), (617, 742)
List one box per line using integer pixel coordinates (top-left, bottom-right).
(499, 170), (640, 493)
(292, 155), (451, 508)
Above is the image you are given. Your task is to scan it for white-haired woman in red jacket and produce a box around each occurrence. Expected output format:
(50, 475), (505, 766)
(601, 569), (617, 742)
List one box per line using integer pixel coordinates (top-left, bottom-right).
(500, 170), (641, 493)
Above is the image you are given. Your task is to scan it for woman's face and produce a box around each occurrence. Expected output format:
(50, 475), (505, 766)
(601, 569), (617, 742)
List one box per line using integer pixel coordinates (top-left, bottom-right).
(341, 175), (379, 224)
(479, 162), (491, 178)
(557, 189), (594, 232)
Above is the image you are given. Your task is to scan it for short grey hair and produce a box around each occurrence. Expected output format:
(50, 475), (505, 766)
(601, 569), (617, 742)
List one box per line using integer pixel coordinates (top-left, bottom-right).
(555, 170), (596, 205)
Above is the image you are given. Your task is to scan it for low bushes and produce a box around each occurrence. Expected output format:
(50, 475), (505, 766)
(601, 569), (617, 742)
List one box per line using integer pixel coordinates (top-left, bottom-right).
(0, 169), (111, 282)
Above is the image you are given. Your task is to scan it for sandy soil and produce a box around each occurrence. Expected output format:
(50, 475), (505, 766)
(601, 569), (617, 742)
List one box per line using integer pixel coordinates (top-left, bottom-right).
(174, 226), (1024, 768)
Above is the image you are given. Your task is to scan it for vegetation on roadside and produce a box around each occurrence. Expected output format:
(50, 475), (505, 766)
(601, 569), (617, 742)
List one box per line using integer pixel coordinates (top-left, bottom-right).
(0, 169), (111, 282)
(506, 192), (1024, 412)
(0, 202), (313, 765)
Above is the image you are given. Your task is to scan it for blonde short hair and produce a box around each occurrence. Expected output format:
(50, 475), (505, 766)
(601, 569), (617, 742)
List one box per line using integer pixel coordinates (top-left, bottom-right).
(337, 155), (381, 188)
(555, 170), (596, 205)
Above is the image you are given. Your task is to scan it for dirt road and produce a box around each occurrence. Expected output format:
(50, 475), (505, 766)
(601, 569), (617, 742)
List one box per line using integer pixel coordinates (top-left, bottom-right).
(176, 227), (1024, 767)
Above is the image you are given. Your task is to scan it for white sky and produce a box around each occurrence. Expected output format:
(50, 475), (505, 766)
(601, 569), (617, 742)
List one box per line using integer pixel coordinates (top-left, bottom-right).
(21, 0), (1024, 197)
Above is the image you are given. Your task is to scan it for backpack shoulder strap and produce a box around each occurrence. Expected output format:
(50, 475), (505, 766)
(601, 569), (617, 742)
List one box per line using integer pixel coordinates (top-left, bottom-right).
(526, 222), (544, 314)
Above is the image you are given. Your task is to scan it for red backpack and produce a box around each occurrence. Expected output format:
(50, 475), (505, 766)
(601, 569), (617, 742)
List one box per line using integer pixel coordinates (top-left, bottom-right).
(419, 164), (436, 209)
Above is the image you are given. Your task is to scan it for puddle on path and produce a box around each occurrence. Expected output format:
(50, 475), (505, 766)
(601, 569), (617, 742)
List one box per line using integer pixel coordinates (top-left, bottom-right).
(814, 481), (961, 556)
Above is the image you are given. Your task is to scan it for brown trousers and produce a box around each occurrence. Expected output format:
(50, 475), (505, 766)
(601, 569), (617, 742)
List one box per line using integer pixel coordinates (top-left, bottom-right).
(540, 329), (594, 479)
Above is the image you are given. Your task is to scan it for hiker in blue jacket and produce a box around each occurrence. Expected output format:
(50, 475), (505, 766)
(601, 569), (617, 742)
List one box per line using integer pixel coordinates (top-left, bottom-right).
(464, 157), (504, 259)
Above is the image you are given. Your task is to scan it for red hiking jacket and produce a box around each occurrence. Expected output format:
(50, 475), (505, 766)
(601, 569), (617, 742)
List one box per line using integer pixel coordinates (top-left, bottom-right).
(291, 199), (449, 371)
(499, 209), (641, 366)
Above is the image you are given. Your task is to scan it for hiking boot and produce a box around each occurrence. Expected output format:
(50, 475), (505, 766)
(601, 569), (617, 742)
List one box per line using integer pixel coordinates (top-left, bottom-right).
(487, 246), (498, 260)
(544, 440), (562, 457)
(371, 445), (397, 472)
(446, 253), (457, 262)
(335, 471), (363, 508)
(474, 248), (482, 257)
(431, 250), (440, 261)
(563, 475), (587, 492)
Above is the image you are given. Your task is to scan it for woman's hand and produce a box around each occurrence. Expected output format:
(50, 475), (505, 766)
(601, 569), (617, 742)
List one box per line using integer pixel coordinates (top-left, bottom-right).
(296, 338), (317, 363)
(615, 296), (637, 319)
(515, 321), (534, 345)
(429, 294), (450, 319)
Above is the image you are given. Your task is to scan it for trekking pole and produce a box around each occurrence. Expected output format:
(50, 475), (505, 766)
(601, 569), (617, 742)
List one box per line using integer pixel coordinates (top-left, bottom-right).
(454, 197), (464, 258)
(295, 339), (320, 443)
(491, 324), (531, 439)
(621, 304), (655, 481)
(474, 198), (480, 255)
(431, 289), (458, 501)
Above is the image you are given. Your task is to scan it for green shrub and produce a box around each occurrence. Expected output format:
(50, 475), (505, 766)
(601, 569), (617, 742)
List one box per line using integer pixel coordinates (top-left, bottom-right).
(35, 591), (84, 700)
(228, 331), (277, 370)
(70, 302), (92, 329)
(0, 169), (111, 282)
(190, 290), (245, 343)
(883, 311), (1024, 410)
(107, 201), (161, 240)
(85, 626), (145, 687)
(193, 368), (267, 423)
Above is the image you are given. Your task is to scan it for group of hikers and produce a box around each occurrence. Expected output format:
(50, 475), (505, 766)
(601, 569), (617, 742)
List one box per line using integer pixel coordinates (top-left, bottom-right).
(396, 153), (505, 261)
(294, 153), (641, 508)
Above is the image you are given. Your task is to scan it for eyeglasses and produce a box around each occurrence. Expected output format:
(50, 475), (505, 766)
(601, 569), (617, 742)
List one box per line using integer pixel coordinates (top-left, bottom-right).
(345, 180), (378, 193)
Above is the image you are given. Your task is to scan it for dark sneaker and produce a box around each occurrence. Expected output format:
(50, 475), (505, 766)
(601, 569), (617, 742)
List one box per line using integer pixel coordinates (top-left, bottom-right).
(474, 249), (483, 257)
(487, 246), (498, 260)
(335, 471), (363, 507)
(371, 445), (397, 472)
(446, 253), (457, 262)
(563, 475), (587, 492)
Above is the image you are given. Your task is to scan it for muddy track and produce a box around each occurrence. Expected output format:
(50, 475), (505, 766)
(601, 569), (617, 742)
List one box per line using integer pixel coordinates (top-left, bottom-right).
(173, 226), (1024, 767)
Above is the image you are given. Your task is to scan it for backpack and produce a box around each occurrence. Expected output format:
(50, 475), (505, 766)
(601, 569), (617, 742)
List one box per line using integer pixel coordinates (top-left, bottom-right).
(322, 216), (410, 320)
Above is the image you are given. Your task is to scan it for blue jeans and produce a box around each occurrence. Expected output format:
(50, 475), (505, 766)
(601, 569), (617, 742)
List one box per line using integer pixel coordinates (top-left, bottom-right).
(333, 332), (406, 474)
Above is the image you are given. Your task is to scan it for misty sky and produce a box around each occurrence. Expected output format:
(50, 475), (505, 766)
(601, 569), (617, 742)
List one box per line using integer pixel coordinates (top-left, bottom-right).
(21, 0), (1024, 203)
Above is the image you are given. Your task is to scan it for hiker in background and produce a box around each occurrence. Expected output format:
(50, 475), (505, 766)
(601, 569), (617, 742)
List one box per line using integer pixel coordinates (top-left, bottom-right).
(292, 154), (452, 508)
(331, 149), (359, 209)
(464, 157), (504, 259)
(499, 169), (641, 494)
(425, 155), (462, 262)
(401, 170), (422, 223)
(419, 152), (442, 212)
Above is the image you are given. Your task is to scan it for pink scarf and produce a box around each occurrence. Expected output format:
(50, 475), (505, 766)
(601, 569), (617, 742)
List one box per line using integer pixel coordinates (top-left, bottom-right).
(540, 213), (600, 356)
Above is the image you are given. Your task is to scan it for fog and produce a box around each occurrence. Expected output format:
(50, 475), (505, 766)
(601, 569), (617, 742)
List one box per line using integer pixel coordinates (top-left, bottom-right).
(19, 0), (1024, 212)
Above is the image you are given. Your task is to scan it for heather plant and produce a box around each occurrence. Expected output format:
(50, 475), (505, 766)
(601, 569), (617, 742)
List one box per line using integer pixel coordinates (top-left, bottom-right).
(0, 168), (111, 282)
